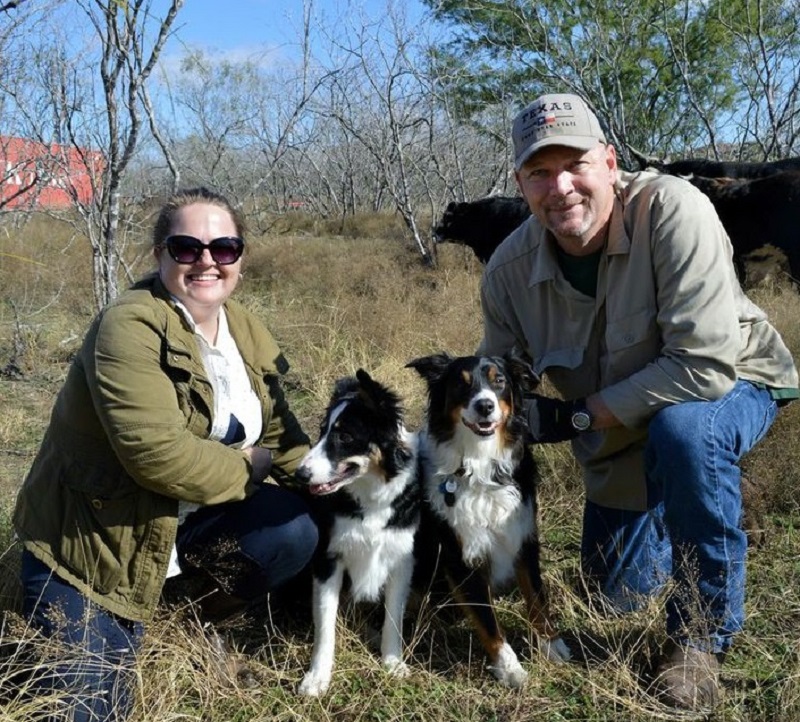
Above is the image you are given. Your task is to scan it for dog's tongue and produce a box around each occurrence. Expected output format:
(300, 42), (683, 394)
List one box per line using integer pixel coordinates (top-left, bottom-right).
(464, 418), (497, 436)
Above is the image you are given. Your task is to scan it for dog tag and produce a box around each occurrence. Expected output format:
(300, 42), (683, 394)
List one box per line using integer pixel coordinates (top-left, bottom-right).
(439, 478), (458, 506)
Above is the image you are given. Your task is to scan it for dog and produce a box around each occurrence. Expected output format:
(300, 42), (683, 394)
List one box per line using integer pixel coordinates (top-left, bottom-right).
(406, 353), (571, 688)
(294, 369), (422, 697)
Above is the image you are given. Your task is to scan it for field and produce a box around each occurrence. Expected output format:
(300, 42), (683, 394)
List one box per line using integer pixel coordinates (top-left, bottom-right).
(1, 215), (799, 721)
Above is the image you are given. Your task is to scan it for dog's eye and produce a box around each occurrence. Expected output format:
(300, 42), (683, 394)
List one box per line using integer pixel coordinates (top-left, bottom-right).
(492, 374), (506, 388)
(336, 431), (354, 445)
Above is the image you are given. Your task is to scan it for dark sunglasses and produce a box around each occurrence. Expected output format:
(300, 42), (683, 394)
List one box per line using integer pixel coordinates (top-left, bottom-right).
(163, 235), (245, 265)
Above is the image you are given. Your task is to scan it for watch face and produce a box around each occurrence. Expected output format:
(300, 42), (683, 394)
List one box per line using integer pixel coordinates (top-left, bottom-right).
(571, 410), (592, 432)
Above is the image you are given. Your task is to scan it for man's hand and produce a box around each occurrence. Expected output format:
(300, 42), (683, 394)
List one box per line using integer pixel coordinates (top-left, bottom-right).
(524, 394), (586, 443)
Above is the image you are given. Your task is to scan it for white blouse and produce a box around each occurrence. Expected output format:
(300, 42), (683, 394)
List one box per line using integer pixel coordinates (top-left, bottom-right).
(166, 301), (264, 577)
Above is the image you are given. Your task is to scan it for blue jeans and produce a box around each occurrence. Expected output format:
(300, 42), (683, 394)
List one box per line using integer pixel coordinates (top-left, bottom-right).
(20, 550), (144, 722)
(175, 483), (318, 599)
(19, 484), (317, 721)
(581, 380), (778, 654)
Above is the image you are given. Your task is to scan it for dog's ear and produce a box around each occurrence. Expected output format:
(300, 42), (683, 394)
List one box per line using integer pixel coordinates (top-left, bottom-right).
(333, 375), (360, 400)
(405, 353), (452, 383)
(355, 368), (374, 387)
(503, 353), (540, 394)
(355, 368), (381, 412)
(356, 368), (403, 422)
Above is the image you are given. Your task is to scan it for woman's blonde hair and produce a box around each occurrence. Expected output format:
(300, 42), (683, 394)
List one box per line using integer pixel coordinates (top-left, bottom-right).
(152, 187), (247, 247)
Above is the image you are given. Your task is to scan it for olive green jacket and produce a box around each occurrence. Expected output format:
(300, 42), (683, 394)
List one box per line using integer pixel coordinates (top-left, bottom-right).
(480, 171), (798, 511)
(13, 275), (310, 621)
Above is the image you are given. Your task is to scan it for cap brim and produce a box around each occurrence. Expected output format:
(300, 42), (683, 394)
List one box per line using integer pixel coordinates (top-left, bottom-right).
(514, 136), (605, 171)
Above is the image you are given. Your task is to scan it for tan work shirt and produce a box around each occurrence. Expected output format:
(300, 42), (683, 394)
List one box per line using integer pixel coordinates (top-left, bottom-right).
(479, 170), (798, 511)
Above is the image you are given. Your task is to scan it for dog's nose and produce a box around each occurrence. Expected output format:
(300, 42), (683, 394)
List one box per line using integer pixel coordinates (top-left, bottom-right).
(474, 398), (495, 417)
(295, 465), (311, 484)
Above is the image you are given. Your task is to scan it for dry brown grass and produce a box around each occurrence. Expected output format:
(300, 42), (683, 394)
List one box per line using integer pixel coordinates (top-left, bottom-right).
(1, 219), (800, 721)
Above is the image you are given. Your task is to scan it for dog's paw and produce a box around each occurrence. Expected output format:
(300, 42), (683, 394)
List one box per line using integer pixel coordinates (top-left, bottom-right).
(298, 671), (331, 697)
(538, 635), (572, 663)
(383, 655), (410, 678)
(487, 642), (528, 688)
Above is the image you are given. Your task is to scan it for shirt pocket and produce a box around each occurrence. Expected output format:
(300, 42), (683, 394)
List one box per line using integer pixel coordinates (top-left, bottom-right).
(605, 308), (659, 380)
(532, 347), (585, 377)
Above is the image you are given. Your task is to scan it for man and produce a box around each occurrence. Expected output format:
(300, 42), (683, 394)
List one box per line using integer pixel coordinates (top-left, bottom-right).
(479, 92), (798, 712)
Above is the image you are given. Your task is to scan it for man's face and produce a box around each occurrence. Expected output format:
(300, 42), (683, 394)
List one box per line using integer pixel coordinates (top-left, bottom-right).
(515, 144), (618, 255)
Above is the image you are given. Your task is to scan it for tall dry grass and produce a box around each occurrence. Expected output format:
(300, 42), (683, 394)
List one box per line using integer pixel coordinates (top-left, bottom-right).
(1, 218), (799, 721)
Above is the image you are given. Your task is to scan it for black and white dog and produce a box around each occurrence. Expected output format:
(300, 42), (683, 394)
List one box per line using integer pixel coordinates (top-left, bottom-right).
(407, 353), (571, 687)
(294, 369), (421, 697)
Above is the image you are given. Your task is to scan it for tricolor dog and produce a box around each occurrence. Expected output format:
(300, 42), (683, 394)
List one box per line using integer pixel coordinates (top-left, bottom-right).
(295, 369), (421, 697)
(407, 353), (571, 687)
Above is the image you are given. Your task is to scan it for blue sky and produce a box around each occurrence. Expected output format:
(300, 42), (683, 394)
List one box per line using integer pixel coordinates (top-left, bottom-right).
(168, 0), (301, 61)
(166, 0), (428, 66)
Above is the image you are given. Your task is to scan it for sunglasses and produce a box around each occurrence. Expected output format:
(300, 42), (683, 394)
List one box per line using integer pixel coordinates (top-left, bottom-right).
(163, 235), (245, 265)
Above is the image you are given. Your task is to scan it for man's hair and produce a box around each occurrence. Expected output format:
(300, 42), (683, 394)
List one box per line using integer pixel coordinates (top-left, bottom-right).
(152, 187), (247, 247)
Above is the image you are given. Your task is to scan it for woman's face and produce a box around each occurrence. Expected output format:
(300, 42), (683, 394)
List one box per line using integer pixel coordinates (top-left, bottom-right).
(154, 202), (242, 319)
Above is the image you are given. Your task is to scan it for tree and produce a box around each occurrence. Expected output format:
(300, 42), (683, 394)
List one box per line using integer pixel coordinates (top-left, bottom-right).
(422, 0), (753, 166)
(0, 0), (50, 212)
(81, 0), (184, 307)
(314, 1), (484, 264)
(4, 0), (185, 307)
(714, 0), (800, 158)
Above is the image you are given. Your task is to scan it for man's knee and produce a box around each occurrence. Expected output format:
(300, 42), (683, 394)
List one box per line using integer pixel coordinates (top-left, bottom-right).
(649, 403), (701, 446)
(646, 403), (706, 468)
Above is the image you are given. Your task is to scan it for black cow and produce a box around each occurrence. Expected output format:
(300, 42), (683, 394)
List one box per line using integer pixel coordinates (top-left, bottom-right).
(631, 148), (800, 179)
(433, 196), (531, 263)
(687, 172), (800, 284)
(435, 173), (800, 286)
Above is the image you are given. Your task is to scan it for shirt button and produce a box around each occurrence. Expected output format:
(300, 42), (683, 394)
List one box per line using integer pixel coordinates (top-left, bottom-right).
(91, 499), (104, 510)
(623, 334), (634, 344)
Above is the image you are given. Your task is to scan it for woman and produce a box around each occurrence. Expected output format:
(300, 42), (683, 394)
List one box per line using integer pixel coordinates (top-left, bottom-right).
(13, 187), (318, 721)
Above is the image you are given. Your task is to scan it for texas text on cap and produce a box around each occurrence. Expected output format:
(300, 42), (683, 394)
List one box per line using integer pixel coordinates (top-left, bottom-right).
(513, 93), (607, 170)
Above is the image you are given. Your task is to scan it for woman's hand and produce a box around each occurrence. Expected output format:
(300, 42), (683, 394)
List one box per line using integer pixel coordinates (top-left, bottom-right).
(244, 446), (273, 484)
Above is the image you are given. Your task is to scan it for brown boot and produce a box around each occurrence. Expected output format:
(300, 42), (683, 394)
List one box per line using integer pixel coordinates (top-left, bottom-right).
(196, 586), (250, 625)
(652, 643), (722, 712)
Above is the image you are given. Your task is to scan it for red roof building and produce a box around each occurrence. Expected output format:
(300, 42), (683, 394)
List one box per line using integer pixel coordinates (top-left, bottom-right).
(1, 135), (104, 209)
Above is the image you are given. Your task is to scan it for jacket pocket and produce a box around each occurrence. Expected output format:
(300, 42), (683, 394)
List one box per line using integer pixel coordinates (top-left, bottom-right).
(59, 473), (137, 595)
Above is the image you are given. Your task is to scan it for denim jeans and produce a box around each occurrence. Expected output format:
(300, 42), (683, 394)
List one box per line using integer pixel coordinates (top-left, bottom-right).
(581, 380), (778, 654)
(20, 550), (144, 722)
(176, 483), (318, 600)
(19, 483), (318, 721)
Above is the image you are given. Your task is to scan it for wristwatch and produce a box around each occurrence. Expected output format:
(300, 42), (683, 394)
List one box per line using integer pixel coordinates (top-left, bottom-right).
(570, 402), (592, 432)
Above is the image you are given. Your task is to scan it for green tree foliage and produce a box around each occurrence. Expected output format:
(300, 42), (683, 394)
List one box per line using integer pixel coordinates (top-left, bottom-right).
(424, 0), (798, 164)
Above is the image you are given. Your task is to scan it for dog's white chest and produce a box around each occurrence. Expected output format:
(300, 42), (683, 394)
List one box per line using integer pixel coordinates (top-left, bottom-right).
(330, 513), (416, 602)
(432, 476), (534, 587)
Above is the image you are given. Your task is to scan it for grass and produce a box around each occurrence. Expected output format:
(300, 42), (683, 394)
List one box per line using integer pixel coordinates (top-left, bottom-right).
(1, 218), (799, 720)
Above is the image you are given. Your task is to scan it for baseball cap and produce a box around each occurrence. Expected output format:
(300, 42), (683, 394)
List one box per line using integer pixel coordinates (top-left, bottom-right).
(512, 93), (607, 170)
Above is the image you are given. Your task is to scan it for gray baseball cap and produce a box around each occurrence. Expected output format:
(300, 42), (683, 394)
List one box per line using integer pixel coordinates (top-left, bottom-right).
(513, 93), (607, 170)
